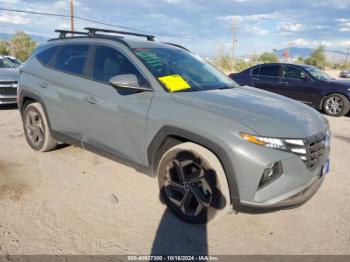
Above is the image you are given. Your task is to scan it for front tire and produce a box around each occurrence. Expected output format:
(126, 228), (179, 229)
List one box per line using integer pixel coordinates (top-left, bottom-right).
(157, 142), (230, 224)
(23, 102), (58, 152)
(323, 94), (350, 117)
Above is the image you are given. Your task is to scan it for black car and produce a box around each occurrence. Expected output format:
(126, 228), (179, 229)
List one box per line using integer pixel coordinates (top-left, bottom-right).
(229, 63), (350, 117)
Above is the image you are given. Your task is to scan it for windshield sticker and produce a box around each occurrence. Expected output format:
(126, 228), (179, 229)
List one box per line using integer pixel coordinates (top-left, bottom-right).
(158, 75), (191, 92)
(135, 51), (163, 68)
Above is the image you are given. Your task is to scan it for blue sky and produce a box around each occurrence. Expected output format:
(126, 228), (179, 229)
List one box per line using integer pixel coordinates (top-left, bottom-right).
(0, 0), (349, 56)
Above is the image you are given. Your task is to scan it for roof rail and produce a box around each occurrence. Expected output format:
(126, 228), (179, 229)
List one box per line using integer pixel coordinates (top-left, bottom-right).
(55, 30), (89, 39)
(162, 42), (190, 52)
(85, 27), (155, 41)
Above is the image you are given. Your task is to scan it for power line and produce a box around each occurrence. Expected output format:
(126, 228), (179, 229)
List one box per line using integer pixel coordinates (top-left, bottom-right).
(0, 7), (201, 39)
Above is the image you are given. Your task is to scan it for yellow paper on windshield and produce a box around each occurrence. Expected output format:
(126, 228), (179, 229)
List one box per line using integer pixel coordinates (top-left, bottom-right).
(158, 75), (191, 92)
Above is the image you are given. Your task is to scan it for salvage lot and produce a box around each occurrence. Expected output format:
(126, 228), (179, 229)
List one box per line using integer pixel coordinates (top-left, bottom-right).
(0, 105), (349, 255)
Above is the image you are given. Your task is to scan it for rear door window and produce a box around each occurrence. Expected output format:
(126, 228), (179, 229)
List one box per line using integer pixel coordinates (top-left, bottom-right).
(282, 65), (306, 80)
(53, 44), (89, 76)
(259, 65), (281, 77)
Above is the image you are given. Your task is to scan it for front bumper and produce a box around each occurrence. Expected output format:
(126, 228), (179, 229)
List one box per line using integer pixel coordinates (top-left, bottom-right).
(0, 82), (18, 105)
(228, 132), (329, 213)
(0, 95), (17, 104)
(238, 173), (325, 213)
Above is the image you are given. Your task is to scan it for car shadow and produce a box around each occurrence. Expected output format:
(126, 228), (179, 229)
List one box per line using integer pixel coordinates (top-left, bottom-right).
(334, 135), (350, 144)
(150, 208), (208, 256)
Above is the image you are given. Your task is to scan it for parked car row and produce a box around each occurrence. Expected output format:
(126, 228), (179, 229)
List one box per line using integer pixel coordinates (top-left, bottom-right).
(229, 63), (350, 117)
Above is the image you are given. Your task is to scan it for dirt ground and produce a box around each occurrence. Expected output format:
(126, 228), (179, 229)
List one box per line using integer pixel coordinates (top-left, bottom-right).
(0, 104), (349, 256)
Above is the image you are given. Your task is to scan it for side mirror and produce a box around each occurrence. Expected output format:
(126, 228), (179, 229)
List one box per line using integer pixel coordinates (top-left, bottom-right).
(109, 74), (151, 92)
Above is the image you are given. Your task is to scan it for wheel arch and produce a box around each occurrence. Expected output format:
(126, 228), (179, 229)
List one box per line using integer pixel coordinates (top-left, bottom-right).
(18, 90), (52, 130)
(147, 126), (240, 206)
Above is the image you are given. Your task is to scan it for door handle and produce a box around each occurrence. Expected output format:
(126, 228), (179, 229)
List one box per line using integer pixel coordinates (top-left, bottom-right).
(251, 78), (260, 81)
(39, 82), (50, 89)
(84, 96), (98, 105)
(279, 81), (289, 85)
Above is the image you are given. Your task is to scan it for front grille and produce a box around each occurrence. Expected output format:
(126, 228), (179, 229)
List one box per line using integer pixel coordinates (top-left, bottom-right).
(286, 132), (328, 171)
(0, 81), (18, 96)
(0, 97), (16, 102)
(305, 133), (328, 170)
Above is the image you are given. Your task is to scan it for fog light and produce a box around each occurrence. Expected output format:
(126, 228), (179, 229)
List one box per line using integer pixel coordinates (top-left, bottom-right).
(258, 161), (283, 188)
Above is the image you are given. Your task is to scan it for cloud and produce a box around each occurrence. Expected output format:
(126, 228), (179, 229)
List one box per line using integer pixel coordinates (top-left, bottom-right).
(278, 22), (303, 32)
(336, 18), (350, 32)
(0, 0), (349, 56)
(218, 12), (279, 23)
(0, 0), (19, 3)
(245, 25), (269, 35)
(0, 13), (30, 24)
(284, 37), (350, 50)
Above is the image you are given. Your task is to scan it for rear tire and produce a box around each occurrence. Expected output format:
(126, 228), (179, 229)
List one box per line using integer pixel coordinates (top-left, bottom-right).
(23, 102), (58, 152)
(323, 94), (350, 117)
(157, 142), (230, 224)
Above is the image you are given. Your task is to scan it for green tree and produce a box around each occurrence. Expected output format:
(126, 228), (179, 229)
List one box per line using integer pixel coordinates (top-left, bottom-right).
(213, 53), (234, 72)
(258, 52), (279, 63)
(304, 45), (327, 68)
(233, 59), (253, 72)
(10, 31), (36, 61)
(0, 40), (10, 55)
(296, 56), (305, 64)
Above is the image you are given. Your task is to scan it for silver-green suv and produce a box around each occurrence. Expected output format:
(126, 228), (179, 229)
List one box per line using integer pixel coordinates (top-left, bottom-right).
(18, 28), (331, 224)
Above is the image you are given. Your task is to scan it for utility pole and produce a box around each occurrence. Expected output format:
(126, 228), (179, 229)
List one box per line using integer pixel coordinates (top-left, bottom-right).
(70, 0), (74, 34)
(346, 47), (350, 65)
(232, 19), (239, 62)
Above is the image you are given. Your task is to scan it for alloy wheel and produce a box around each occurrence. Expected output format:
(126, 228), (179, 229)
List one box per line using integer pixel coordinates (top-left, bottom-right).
(325, 96), (343, 115)
(164, 159), (212, 217)
(25, 110), (44, 147)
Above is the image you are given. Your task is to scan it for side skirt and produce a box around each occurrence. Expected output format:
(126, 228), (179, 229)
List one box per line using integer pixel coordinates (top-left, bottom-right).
(51, 130), (151, 176)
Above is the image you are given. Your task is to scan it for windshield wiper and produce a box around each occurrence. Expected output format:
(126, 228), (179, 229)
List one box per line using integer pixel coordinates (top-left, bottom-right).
(215, 85), (235, 90)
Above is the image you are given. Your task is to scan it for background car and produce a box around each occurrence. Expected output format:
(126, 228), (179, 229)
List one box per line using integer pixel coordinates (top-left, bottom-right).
(340, 70), (350, 78)
(4, 56), (23, 67)
(229, 63), (350, 117)
(0, 56), (19, 105)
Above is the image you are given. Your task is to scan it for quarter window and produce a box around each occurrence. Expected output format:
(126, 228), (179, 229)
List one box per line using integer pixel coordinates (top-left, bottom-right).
(53, 44), (89, 75)
(259, 65), (280, 77)
(92, 46), (146, 85)
(36, 45), (59, 66)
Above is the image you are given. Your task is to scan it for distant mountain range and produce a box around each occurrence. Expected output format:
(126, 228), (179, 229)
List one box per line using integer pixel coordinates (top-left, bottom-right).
(0, 33), (48, 43)
(276, 47), (349, 63)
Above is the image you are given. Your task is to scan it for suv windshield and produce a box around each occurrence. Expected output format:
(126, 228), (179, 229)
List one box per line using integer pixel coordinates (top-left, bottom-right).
(305, 67), (333, 81)
(133, 48), (238, 92)
(0, 57), (16, 68)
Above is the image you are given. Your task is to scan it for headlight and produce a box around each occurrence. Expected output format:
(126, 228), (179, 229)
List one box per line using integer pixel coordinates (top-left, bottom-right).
(348, 88), (350, 92)
(239, 133), (304, 151)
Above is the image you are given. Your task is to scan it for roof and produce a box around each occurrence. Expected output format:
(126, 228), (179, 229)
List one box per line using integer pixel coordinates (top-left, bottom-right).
(48, 28), (189, 51)
(254, 63), (317, 69)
